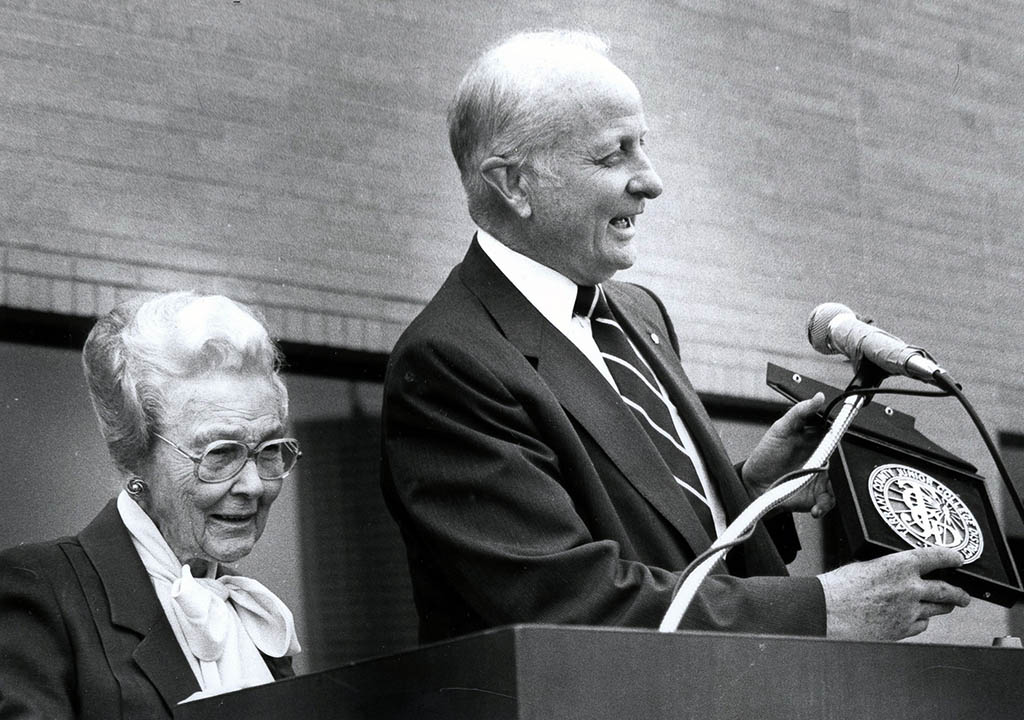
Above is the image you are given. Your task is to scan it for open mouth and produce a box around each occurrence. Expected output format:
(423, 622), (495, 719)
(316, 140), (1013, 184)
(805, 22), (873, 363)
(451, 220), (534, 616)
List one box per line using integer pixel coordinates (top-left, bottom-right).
(610, 215), (635, 230)
(211, 513), (255, 524)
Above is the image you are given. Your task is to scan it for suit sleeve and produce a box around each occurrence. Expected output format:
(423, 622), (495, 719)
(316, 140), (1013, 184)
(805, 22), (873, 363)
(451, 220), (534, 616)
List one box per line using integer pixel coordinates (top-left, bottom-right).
(0, 547), (76, 719)
(383, 335), (825, 636)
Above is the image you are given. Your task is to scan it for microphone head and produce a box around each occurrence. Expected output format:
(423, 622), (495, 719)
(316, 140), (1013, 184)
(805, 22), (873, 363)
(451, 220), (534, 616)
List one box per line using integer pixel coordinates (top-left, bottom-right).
(806, 302), (853, 354)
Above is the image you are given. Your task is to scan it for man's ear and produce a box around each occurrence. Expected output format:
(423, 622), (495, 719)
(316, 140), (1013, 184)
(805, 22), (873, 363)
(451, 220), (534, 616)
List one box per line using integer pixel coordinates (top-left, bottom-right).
(480, 156), (532, 219)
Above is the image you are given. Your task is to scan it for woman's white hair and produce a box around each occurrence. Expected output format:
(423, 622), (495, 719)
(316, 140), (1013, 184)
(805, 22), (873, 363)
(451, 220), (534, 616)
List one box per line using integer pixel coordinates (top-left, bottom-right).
(447, 29), (612, 229)
(82, 291), (287, 476)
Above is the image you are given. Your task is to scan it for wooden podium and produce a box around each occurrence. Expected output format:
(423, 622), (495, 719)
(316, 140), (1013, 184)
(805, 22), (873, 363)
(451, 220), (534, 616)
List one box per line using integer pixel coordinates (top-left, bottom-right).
(174, 625), (1024, 720)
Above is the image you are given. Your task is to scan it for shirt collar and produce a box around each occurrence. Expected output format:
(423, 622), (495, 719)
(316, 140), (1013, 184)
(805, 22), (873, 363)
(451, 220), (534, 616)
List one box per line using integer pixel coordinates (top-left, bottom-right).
(476, 229), (580, 333)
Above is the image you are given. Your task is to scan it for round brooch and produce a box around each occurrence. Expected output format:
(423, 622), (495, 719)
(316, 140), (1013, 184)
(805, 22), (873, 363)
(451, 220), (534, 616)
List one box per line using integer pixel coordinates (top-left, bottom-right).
(868, 463), (983, 564)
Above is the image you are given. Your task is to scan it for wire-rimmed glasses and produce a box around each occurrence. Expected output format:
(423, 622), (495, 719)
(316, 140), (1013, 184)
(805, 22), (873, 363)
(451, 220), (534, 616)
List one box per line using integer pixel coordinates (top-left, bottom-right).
(153, 433), (302, 484)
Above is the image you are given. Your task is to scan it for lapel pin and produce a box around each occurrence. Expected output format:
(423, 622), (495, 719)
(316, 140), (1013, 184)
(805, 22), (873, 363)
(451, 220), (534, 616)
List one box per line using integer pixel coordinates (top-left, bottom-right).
(650, 332), (660, 345)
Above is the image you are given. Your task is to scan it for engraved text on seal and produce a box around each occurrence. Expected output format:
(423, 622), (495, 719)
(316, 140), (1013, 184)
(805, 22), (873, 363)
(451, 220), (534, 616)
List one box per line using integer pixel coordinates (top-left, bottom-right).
(868, 463), (983, 564)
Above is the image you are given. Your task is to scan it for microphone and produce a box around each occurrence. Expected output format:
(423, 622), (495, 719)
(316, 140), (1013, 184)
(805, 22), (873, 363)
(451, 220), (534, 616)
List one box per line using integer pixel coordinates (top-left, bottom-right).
(806, 302), (945, 383)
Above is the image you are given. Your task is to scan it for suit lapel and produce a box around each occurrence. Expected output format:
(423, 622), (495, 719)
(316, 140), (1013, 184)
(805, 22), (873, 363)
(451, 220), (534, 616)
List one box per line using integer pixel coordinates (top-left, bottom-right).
(459, 240), (713, 552)
(605, 285), (753, 520)
(78, 500), (201, 711)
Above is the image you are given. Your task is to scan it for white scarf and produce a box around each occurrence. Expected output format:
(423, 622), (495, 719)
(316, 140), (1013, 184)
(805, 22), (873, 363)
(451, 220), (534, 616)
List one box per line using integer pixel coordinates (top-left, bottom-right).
(117, 492), (300, 699)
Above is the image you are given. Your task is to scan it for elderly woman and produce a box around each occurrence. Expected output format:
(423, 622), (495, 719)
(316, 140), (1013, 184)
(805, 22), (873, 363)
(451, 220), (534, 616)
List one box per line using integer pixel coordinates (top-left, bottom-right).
(0, 291), (302, 718)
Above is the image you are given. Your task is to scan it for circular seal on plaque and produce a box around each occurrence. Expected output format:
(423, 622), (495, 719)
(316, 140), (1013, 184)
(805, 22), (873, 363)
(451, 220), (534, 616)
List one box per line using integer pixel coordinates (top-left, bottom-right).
(868, 463), (984, 564)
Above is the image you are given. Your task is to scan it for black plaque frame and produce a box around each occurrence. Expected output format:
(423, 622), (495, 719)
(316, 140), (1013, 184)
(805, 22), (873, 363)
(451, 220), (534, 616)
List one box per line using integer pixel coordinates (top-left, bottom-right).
(767, 362), (1024, 607)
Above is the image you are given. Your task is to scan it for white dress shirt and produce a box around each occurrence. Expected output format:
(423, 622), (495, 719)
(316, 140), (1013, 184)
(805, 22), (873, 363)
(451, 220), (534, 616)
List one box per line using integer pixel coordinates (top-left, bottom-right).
(476, 230), (726, 536)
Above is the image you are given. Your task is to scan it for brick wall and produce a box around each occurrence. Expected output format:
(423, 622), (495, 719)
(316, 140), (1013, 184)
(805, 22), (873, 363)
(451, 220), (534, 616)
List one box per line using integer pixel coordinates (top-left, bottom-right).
(2, 0), (1022, 465)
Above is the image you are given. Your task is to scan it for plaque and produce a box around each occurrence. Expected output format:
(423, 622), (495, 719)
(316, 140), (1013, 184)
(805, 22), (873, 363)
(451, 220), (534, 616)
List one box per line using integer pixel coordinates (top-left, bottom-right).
(767, 363), (1023, 607)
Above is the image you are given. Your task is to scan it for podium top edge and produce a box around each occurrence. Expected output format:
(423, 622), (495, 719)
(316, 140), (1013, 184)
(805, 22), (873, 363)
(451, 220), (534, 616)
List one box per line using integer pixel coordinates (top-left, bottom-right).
(386, 623), (1009, 657)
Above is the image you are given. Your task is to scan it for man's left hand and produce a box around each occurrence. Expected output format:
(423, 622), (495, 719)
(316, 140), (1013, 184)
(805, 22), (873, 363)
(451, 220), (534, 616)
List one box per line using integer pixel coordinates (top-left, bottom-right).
(742, 392), (834, 517)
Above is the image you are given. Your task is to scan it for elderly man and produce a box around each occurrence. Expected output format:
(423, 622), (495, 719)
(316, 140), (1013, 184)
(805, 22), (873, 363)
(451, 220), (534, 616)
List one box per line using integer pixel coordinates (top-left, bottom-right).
(381, 30), (969, 643)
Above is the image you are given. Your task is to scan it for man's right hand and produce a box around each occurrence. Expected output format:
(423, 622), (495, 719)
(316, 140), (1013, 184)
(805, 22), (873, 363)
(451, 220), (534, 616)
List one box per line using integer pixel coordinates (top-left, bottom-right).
(818, 547), (971, 640)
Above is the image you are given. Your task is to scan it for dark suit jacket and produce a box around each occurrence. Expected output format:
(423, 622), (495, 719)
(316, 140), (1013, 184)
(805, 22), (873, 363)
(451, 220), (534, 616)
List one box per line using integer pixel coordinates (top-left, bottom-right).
(0, 499), (293, 719)
(382, 238), (826, 643)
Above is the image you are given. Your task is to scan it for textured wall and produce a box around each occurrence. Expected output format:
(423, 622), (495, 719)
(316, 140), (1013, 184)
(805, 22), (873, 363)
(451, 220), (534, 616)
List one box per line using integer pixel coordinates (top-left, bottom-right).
(2, 1), (1020, 379)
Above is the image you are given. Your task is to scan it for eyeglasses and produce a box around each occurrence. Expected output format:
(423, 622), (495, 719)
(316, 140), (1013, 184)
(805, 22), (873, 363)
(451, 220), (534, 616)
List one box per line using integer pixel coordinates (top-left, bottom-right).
(153, 433), (302, 484)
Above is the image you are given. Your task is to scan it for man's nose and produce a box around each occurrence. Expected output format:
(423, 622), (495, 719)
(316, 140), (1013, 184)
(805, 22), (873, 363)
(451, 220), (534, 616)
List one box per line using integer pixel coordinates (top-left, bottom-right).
(627, 152), (664, 199)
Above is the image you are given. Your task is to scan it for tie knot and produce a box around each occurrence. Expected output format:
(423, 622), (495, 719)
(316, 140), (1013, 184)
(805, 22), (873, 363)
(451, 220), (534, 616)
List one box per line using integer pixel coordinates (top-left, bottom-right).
(573, 285), (603, 319)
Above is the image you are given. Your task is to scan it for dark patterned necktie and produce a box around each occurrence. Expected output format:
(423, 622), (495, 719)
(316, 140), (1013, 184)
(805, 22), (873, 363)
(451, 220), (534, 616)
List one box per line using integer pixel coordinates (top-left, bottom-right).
(574, 284), (715, 536)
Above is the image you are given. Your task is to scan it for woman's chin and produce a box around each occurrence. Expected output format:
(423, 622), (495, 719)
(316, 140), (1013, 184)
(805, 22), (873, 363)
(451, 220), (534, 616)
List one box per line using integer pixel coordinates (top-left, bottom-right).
(193, 535), (259, 567)
(209, 543), (256, 565)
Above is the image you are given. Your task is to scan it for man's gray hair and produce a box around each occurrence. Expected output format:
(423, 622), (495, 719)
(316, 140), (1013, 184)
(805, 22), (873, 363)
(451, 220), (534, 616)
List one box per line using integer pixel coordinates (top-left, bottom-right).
(82, 291), (288, 476)
(447, 30), (611, 229)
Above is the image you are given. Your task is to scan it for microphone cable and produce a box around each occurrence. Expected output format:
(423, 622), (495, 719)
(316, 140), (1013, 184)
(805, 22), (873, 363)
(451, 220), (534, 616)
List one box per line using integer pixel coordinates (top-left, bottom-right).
(931, 372), (1024, 527)
(668, 464), (830, 605)
(819, 377), (1022, 523)
(821, 385), (953, 420)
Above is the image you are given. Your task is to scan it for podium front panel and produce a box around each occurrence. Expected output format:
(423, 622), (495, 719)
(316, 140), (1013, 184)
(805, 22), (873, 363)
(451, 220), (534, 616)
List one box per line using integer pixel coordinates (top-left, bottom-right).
(175, 626), (1024, 720)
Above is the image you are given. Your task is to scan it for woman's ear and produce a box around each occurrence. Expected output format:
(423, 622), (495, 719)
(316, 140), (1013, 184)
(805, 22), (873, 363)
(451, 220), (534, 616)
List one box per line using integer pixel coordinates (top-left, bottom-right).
(480, 156), (532, 219)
